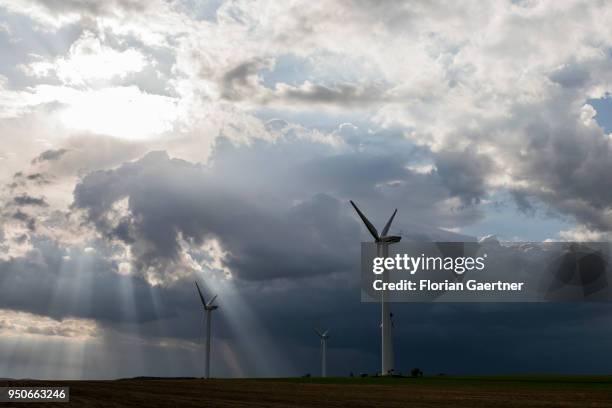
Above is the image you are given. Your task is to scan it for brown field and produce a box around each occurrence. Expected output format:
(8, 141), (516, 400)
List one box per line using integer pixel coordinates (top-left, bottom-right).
(2, 376), (612, 407)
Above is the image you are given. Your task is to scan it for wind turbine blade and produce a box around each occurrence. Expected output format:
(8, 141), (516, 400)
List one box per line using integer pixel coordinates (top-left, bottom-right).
(314, 328), (323, 337)
(322, 330), (329, 337)
(207, 294), (218, 307)
(195, 282), (206, 307)
(381, 209), (398, 236)
(350, 200), (379, 240)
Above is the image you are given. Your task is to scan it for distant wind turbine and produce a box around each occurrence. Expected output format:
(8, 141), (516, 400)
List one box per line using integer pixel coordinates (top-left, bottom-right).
(350, 200), (401, 376)
(315, 328), (330, 378)
(195, 281), (219, 379)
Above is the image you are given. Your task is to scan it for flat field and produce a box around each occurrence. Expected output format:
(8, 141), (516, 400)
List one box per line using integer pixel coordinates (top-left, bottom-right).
(2, 375), (612, 407)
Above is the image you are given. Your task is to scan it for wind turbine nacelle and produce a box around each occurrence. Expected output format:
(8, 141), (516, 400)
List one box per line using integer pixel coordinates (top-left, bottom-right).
(379, 236), (402, 243)
(205, 305), (219, 311)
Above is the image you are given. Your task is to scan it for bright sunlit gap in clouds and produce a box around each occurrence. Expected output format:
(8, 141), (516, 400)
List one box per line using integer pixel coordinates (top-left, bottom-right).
(50, 86), (178, 140)
(17, 30), (182, 140)
(25, 31), (148, 86)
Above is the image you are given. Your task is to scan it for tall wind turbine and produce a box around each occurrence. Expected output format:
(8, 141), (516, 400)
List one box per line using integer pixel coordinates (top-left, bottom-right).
(315, 328), (330, 378)
(195, 282), (218, 379)
(350, 201), (401, 376)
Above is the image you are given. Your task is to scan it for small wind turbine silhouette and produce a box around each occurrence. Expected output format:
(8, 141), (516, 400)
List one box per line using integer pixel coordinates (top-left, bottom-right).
(195, 281), (218, 379)
(315, 328), (330, 378)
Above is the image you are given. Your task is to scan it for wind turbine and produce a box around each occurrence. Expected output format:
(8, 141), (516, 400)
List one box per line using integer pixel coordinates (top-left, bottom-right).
(195, 282), (218, 379)
(350, 200), (401, 376)
(315, 328), (330, 378)
(315, 329), (329, 377)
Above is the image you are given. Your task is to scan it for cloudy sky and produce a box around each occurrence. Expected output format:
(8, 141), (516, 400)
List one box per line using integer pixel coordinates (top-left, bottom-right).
(2, 0), (612, 379)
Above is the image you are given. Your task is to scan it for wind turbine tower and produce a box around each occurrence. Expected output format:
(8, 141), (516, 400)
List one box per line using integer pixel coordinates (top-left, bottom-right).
(195, 282), (219, 379)
(350, 201), (401, 376)
(315, 328), (330, 377)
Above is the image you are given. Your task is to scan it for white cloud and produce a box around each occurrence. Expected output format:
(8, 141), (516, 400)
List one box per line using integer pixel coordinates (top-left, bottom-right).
(27, 85), (178, 139)
(23, 31), (148, 85)
(0, 309), (99, 340)
(558, 226), (610, 242)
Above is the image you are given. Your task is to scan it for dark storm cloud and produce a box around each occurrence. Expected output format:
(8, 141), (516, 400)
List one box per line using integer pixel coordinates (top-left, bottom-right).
(71, 135), (480, 281)
(31, 148), (69, 164)
(500, 99), (612, 231)
(434, 148), (493, 205)
(510, 189), (535, 216)
(72, 150), (360, 281)
(12, 194), (48, 207)
(260, 290), (612, 376)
